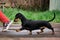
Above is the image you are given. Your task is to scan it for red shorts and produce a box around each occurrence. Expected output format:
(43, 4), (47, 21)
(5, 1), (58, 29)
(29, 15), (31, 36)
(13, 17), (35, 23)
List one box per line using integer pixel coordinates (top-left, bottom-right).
(0, 10), (9, 23)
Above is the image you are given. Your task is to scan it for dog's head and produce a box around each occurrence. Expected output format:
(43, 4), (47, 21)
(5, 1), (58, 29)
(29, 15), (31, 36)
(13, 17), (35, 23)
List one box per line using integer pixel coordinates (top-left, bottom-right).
(14, 13), (23, 22)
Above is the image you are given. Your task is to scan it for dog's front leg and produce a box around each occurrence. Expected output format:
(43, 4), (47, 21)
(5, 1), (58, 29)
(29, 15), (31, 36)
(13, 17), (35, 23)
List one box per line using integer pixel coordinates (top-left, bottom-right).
(29, 30), (32, 35)
(16, 29), (21, 32)
(16, 28), (24, 32)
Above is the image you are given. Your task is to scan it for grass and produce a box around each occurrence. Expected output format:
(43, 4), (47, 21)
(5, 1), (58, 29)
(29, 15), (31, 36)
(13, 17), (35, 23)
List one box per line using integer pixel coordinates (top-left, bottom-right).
(2, 8), (60, 23)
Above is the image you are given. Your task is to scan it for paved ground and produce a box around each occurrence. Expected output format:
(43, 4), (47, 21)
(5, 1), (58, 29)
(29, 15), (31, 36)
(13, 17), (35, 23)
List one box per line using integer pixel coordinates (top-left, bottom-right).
(0, 23), (60, 40)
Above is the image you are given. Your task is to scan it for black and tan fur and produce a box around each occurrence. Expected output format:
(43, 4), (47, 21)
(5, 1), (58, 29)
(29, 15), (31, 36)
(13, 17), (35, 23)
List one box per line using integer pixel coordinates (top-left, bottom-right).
(14, 13), (55, 35)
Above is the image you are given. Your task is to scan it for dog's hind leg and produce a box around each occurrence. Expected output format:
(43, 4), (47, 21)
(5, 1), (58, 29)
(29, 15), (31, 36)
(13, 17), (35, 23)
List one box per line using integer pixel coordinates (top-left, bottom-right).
(51, 28), (54, 35)
(48, 27), (54, 35)
(37, 27), (45, 34)
(47, 25), (54, 35)
(46, 23), (55, 35)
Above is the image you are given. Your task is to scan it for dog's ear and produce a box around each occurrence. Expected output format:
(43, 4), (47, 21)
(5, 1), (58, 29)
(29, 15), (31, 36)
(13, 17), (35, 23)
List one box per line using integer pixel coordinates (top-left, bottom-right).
(16, 13), (23, 17)
(15, 13), (20, 18)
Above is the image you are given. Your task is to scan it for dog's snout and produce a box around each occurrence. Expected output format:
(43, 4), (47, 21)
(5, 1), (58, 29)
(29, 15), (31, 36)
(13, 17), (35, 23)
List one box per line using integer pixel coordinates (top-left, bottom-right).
(14, 18), (19, 22)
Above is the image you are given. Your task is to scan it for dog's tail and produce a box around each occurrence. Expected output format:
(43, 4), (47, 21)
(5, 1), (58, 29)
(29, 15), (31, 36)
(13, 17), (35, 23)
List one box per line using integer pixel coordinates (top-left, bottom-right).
(47, 12), (55, 22)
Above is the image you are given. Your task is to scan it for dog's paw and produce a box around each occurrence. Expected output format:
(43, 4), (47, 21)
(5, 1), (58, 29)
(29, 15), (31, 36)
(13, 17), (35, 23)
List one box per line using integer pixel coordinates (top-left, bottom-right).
(29, 33), (32, 35)
(52, 32), (55, 35)
(16, 29), (20, 32)
(29, 32), (32, 35)
(37, 32), (40, 34)
(2, 30), (7, 32)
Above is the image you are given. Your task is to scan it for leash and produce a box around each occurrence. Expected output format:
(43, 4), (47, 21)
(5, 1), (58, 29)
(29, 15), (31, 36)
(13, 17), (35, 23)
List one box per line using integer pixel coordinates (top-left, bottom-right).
(3, 20), (13, 31)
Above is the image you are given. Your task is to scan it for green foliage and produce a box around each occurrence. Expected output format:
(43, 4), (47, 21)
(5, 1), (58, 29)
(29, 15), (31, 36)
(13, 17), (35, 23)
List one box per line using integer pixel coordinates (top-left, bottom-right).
(3, 8), (60, 23)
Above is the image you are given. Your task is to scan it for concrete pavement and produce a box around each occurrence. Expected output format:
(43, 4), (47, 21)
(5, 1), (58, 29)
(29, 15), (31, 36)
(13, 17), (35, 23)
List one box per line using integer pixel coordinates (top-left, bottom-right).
(0, 23), (60, 37)
(0, 23), (60, 40)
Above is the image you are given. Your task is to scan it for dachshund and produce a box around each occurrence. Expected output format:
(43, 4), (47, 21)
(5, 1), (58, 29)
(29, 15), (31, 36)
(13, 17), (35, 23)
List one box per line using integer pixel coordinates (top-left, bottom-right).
(14, 13), (55, 35)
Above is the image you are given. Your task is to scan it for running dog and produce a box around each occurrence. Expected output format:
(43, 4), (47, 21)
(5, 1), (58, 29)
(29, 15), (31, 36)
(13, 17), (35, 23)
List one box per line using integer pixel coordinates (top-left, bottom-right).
(14, 13), (55, 35)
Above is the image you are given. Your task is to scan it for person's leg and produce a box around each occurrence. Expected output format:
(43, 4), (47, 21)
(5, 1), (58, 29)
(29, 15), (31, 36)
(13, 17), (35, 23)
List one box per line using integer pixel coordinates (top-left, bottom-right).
(0, 10), (13, 31)
(3, 20), (13, 31)
(0, 10), (9, 23)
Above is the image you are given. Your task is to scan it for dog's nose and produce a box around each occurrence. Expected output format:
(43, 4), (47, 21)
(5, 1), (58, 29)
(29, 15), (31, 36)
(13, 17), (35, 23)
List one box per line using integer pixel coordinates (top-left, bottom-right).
(14, 19), (16, 22)
(14, 19), (15, 22)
